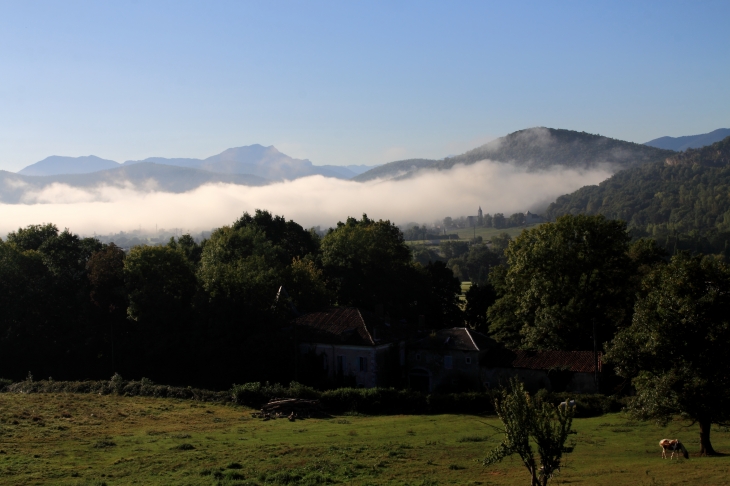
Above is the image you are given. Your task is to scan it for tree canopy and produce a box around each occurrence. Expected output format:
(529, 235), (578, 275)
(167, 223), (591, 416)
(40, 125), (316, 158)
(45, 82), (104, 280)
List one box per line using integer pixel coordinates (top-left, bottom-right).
(488, 215), (634, 350)
(605, 252), (730, 455)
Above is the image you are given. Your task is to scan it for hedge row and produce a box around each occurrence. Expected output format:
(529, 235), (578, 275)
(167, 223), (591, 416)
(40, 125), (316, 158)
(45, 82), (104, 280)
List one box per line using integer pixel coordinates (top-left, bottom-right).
(230, 381), (626, 416)
(231, 382), (498, 415)
(2, 375), (229, 403)
(2, 376), (626, 417)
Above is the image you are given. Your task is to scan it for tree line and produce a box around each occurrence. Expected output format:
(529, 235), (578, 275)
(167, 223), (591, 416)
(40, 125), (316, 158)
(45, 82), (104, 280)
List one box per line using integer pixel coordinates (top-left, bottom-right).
(0, 211), (464, 389)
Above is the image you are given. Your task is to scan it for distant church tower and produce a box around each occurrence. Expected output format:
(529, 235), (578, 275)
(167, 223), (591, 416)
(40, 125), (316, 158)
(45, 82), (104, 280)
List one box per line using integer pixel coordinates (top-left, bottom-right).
(478, 206), (483, 225)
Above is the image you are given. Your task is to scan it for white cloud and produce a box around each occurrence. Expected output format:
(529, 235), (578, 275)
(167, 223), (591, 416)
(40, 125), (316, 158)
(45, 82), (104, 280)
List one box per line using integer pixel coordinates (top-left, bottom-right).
(0, 160), (611, 238)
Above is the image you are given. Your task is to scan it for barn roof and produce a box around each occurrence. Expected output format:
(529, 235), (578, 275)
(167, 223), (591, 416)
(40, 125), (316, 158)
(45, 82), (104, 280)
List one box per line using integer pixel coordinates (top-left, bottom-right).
(508, 350), (601, 373)
(292, 307), (401, 346)
(410, 328), (497, 352)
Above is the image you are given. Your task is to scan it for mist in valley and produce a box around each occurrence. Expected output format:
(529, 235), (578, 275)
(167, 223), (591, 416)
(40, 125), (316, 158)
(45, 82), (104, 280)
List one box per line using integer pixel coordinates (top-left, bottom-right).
(0, 160), (612, 239)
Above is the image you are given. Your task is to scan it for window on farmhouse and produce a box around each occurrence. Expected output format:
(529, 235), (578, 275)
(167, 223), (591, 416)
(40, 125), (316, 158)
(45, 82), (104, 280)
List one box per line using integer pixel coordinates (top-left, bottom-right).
(336, 356), (345, 375)
(359, 357), (368, 372)
(465, 357), (472, 365)
(444, 356), (453, 369)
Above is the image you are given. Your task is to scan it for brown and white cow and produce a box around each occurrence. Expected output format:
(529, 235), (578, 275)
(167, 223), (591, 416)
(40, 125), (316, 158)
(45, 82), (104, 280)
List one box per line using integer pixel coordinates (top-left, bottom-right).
(659, 439), (689, 459)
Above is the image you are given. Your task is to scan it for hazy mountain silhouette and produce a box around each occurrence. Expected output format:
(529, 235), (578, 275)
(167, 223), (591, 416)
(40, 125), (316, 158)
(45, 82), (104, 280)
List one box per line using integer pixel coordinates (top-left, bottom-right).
(644, 128), (730, 151)
(18, 145), (378, 181)
(0, 163), (267, 204)
(18, 155), (120, 176)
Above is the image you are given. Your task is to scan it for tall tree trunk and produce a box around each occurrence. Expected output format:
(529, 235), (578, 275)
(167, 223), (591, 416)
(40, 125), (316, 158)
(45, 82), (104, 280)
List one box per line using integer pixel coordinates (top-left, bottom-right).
(699, 418), (716, 456)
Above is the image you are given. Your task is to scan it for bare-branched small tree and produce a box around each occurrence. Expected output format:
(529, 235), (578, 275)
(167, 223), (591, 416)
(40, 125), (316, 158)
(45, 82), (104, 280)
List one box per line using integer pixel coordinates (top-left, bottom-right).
(483, 378), (575, 486)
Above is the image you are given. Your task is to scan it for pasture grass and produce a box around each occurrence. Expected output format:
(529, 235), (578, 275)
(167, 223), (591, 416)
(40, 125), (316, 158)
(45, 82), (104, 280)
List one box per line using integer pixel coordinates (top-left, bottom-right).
(406, 225), (539, 249)
(1, 393), (729, 485)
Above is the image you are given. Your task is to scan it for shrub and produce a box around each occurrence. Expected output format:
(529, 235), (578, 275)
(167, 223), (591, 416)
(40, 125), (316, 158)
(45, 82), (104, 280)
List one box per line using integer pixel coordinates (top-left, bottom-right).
(0, 378), (12, 391)
(319, 387), (427, 415)
(230, 381), (318, 408)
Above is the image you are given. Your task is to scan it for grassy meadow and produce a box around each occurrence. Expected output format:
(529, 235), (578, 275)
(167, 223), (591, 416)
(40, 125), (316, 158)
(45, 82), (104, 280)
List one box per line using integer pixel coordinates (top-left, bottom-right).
(1, 393), (730, 485)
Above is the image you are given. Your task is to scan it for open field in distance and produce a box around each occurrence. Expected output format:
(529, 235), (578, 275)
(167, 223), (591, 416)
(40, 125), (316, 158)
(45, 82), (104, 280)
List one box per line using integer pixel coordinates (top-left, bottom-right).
(1, 393), (729, 485)
(406, 225), (540, 248)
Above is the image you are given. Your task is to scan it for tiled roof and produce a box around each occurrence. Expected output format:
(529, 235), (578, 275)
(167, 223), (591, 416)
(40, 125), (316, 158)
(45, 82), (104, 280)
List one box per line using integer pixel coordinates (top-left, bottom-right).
(510, 350), (601, 373)
(410, 328), (496, 352)
(292, 307), (401, 346)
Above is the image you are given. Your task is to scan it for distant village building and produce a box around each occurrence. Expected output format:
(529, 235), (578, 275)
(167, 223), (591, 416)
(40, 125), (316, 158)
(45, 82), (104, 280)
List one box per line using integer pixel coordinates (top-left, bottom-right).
(524, 211), (545, 225)
(466, 207), (483, 227)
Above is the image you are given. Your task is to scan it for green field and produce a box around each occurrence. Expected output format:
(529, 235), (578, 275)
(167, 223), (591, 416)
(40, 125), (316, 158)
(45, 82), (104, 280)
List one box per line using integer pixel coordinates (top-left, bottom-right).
(407, 225), (540, 248)
(1, 393), (729, 485)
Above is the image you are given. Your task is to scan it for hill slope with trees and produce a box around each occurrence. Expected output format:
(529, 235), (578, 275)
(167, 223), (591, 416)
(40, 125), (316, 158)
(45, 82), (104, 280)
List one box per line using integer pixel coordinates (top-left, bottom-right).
(354, 128), (674, 181)
(545, 136), (730, 253)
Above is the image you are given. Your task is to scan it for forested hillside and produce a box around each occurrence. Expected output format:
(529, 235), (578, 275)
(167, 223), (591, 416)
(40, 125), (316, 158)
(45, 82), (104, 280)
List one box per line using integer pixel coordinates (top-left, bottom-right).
(546, 136), (730, 253)
(433, 127), (672, 171)
(354, 128), (674, 181)
(351, 158), (436, 182)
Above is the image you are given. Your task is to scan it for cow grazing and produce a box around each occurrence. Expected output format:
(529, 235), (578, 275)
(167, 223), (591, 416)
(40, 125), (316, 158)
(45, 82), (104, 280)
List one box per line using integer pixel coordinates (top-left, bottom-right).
(659, 439), (689, 459)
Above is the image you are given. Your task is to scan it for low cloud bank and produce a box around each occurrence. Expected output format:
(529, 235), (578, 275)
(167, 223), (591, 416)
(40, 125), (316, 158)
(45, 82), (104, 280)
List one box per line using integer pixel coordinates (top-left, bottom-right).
(0, 160), (611, 238)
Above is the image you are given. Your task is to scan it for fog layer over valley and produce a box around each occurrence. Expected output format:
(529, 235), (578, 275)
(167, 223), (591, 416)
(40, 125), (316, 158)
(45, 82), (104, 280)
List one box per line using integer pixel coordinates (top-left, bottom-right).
(0, 160), (611, 238)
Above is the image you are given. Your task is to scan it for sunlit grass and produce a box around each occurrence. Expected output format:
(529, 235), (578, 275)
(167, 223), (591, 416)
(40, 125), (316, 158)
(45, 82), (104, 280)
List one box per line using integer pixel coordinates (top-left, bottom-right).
(1, 393), (729, 484)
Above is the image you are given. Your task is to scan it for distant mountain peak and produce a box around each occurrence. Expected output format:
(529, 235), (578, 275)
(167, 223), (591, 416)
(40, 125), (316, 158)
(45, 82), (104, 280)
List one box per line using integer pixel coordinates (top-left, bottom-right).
(354, 127), (673, 182)
(644, 128), (730, 152)
(18, 155), (120, 176)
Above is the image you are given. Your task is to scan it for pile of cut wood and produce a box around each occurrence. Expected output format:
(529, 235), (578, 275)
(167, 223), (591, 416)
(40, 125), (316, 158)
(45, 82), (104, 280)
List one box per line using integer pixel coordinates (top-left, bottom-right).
(251, 398), (321, 421)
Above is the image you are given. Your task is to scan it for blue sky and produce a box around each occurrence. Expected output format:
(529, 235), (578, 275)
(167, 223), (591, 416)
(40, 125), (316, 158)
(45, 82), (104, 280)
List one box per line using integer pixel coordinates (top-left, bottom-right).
(1, 0), (728, 171)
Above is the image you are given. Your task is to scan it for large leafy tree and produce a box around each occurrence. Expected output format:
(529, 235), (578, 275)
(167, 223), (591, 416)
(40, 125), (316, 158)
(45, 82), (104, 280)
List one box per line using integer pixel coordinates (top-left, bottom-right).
(416, 261), (463, 328)
(124, 245), (198, 381)
(1, 224), (104, 379)
(605, 253), (730, 455)
(87, 244), (128, 375)
(488, 215), (634, 350)
(320, 214), (415, 316)
(233, 209), (318, 265)
(464, 282), (497, 332)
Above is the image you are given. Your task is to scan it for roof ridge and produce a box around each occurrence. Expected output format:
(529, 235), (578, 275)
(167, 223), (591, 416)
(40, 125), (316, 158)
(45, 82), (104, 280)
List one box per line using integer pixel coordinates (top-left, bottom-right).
(463, 327), (479, 351)
(356, 308), (376, 345)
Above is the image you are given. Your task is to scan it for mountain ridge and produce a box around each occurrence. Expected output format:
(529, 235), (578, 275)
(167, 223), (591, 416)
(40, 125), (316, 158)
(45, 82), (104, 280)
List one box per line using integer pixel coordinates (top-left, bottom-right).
(17, 145), (378, 180)
(18, 155), (120, 176)
(354, 127), (675, 182)
(644, 128), (730, 152)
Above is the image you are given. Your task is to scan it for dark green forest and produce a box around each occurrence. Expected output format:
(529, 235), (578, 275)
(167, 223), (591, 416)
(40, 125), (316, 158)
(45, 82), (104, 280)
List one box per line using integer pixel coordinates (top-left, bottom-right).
(546, 136), (730, 254)
(0, 212), (465, 389)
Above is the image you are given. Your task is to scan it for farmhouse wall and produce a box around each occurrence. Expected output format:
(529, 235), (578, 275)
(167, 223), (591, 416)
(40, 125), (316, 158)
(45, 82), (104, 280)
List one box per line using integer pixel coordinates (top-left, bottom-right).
(300, 343), (394, 388)
(407, 348), (481, 393)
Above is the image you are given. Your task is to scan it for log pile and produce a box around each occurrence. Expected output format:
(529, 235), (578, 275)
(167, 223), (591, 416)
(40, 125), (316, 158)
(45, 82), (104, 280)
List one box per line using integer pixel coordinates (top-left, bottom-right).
(251, 398), (321, 421)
